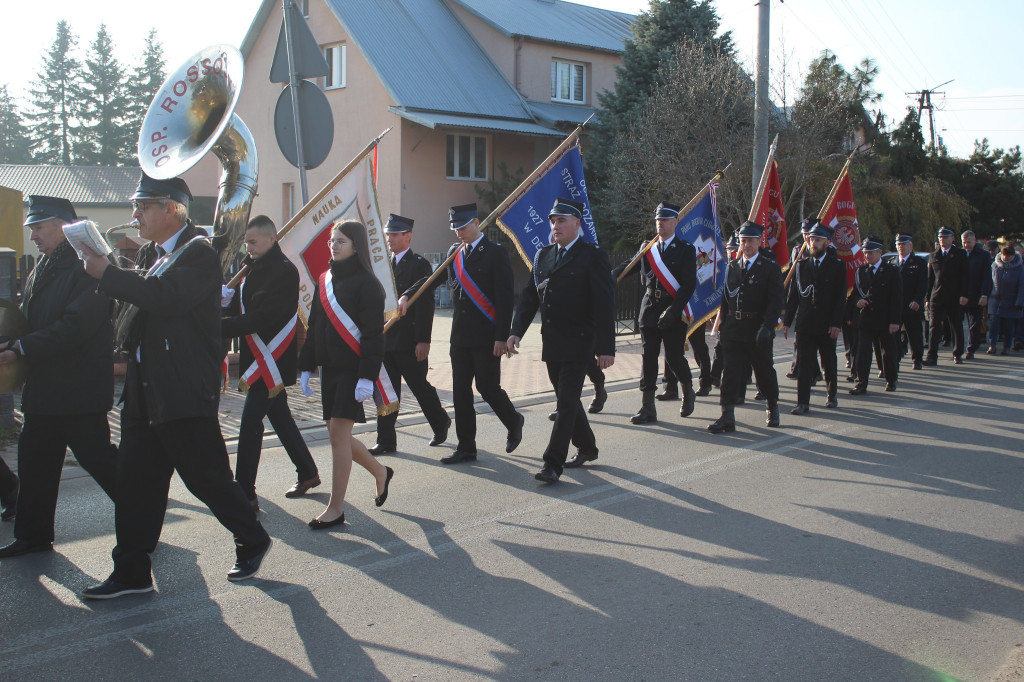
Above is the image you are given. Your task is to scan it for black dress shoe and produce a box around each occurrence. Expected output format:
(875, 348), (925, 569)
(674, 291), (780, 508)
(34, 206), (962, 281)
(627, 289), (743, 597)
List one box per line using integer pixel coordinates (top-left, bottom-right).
(1, 478), (18, 521)
(707, 417), (736, 434)
(679, 388), (696, 418)
(534, 466), (560, 483)
(785, 371), (798, 379)
(885, 382), (896, 392)
(848, 386), (867, 395)
(441, 450), (477, 464)
(309, 513), (345, 530)
(588, 386), (608, 413)
(913, 360), (923, 370)
(922, 358), (937, 366)
(375, 467), (394, 507)
(0, 539), (54, 558)
(694, 382), (712, 397)
(876, 370), (885, 379)
(964, 351), (974, 360)
(547, 411), (558, 422)
(953, 356), (964, 365)
(655, 388), (679, 401)
(825, 396), (838, 408)
(367, 443), (397, 456)
(284, 476), (321, 498)
(790, 404), (810, 415)
(753, 391), (765, 401)
(227, 538), (273, 581)
(82, 578), (154, 600)
(765, 407), (780, 427)
(563, 451), (598, 468)
(845, 374), (856, 382)
(428, 421), (450, 447)
(505, 413), (525, 453)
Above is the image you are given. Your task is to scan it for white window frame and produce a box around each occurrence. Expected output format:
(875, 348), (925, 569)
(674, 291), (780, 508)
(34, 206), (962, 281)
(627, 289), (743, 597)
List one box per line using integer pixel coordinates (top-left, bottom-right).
(551, 59), (586, 104)
(323, 43), (346, 90)
(446, 134), (488, 181)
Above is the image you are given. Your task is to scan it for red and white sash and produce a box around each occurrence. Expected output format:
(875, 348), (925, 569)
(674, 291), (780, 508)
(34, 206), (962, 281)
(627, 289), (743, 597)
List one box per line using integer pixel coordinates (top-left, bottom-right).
(319, 269), (399, 416)
(238, 276), (298, 398)
(645, 242), (680, 298)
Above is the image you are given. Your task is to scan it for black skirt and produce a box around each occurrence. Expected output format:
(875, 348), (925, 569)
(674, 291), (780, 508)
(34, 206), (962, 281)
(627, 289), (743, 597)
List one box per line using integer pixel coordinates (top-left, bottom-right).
(320, 367), (367, 423)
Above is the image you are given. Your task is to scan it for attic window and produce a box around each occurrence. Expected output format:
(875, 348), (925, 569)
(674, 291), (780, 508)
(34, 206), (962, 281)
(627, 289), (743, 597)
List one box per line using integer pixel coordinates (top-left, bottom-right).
(323, 43), (346, 90)
(551, 59), (585, 104)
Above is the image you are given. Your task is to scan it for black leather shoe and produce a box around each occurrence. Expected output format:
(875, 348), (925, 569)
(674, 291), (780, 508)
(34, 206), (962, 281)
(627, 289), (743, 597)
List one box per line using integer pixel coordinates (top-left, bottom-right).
(588, 386), (608, 413)
(429, 421), (450, 447)
(0, 539), (53, 558)
(82, 578), (154, 600)
(441, 450), (477, 465)
(964, 351), (974, 360)
(845, 374), (856, 382)
(913, 360), (923, 370)
(655, 388), (679, 401)
(922, 358), (937, 366)
(375, 467), (394, 507)
(284, 476), (321, 498)
(563, 451), (598, 468)
(848, 386), (867, 395)
(707, 417), (736, 434)
(367, 443), (397, 456)
(825, 396), (838, 408)
(227, 539), (273, 581)
(953, 356), (964, 365)
(753, 391), (765, 401)
(785, 371), (797, 379)
(790, 404), (810, 415)
(534, 466), (560, 483)
(885, 382), (896, 392)
(766, 407), (780, 427)
(547, 411), (557, 422)
(309, 513), (345, 530)
(505, 413), (525, 453)
(694, 382), (712, 397)
(679, 388), (696, 418)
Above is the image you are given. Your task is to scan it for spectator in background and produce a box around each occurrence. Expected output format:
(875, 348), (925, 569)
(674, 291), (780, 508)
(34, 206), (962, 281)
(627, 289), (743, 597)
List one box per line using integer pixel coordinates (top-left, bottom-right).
(961, 230), (993, 359)
(988, 245), (1024, 355)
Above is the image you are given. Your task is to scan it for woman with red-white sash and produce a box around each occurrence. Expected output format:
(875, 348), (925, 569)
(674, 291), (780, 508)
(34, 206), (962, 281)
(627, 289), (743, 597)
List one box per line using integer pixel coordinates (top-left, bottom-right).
(298, 220), (394, 529)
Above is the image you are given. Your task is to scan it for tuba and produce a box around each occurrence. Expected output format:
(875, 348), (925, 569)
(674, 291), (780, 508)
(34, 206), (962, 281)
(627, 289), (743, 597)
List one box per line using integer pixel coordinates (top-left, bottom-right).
(113, 44), (258, 348)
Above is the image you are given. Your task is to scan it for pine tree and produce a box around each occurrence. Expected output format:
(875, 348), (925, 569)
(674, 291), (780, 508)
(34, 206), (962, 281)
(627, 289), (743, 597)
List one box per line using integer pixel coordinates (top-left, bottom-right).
(78, 24), (132, 165)
(123, 28), (166, 163)
(0, 86), (33, 164)
(25, 21), (81, 165)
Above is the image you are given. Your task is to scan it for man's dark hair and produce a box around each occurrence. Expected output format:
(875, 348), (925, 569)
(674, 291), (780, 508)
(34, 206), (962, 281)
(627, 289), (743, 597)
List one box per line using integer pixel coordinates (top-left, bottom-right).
(246, 215), (277, 236)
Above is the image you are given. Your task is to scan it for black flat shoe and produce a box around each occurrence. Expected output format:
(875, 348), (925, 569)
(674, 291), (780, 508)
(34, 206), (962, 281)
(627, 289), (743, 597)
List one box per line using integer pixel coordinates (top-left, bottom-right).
(428, 422), (450, 447)
(441, 450), (477, 464)
(309, 513), (346, 530)
(563, 451), (598, 468)
(505, 413), (525, 453)
(547, 411), (558, 422)
(0, 539), (53, 558)
(790, 404), (810, 415)
(534, 466), (560, 483)
(848, 387), (867, 395)
(227, 539), (273, 582)
(588, 387), (608, 413)
(375, 467), (394, 507)
(367, 443), (397, 456)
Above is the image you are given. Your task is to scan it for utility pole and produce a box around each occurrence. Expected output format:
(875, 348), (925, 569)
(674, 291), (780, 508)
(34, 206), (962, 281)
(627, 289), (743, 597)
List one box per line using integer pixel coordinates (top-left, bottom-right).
(751, 0), (771, 205)
(907, 79), (952, 150)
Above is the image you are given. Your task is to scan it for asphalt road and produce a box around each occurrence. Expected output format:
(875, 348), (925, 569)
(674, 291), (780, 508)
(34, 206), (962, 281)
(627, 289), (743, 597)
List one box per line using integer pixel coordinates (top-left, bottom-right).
(1, 353), (1023, 681)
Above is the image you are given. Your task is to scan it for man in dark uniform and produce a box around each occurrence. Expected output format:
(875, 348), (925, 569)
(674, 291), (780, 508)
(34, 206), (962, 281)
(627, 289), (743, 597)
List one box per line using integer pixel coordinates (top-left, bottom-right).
(708, 221), (784, 433)
(786, 219), (815, 379)
(0, 196), (118, 558)
(708, 233), (740, 390)
(783, 222), (847, 414)
(614, 201), (698, 423)
(849, 236), (902, 394)
(221, 215), (320, 510)
(508, 198), (615, 483)
(399, 203), (523, 464)
(79, 174), (271, 598)
(961, 230), (993, 359)
(925, 226), (969, 365)
(894, 233), (928, 370)
(368, 213), (451, 455)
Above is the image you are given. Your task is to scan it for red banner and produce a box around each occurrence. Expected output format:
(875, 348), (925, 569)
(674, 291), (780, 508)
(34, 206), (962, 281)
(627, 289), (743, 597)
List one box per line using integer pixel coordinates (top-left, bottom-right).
(752, 161), (789, 266)
(819, 168), (866, 289)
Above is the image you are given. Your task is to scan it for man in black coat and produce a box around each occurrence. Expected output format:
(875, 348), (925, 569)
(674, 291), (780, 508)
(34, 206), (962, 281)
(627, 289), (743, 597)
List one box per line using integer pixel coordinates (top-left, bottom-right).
(613, 201), (698, 424)
(0, 196), (118, 558)
(369, 214), (451, 455)
(508, 198), (615, 483)
(221, 215), (320, 509)
(849, 236), (903, 394)
(708, 221), (785, 433)
(961, 230), (993, 358)
(399, 203), (523, 464)
(925, 226), (969, 365)
(80, 174), (270, 599)
(893, 233), (929, 370)
(783, 222), (847, 414)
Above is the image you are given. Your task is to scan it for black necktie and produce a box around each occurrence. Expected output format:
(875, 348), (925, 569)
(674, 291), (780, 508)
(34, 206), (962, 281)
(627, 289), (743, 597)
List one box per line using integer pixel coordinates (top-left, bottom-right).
(743, 259), (750, 271)
(658, 242), (665, 256)
(555, 248), (566, 265)
(391, 255), (397, 269)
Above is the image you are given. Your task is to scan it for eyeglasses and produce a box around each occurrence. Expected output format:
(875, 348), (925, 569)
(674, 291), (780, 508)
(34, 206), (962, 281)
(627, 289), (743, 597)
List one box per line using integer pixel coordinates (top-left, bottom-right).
(131, 200), (168, 212)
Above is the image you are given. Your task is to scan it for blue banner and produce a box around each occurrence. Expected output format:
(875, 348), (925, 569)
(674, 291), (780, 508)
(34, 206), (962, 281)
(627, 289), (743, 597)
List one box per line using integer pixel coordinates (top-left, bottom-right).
(674, 184), (725, 334)
(496, 144), (597, 269)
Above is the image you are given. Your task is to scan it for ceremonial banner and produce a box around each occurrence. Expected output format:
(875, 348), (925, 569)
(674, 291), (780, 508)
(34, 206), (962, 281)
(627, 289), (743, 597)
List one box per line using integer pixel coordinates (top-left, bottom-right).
(495, 143), (597, 268)
(818, 166), (866, 289)
(675, 183), (725, 336)
(751, 160), (789, 266)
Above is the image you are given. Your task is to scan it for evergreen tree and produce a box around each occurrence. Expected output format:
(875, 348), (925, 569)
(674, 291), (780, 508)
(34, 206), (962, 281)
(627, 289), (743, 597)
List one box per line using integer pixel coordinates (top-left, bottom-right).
(123, 28), (166, 161)
(25, 21), (80, 165)
(78, 24), (132, 165)
(0, 86), (33, 164)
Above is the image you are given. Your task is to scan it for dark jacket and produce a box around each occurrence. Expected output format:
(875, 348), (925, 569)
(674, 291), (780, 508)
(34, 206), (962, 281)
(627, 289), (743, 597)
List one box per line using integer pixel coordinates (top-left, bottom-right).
(18, 242), (114, 415)
(99, 221), (223, 425)
(613, 237), (697, 329)
(405, 236), (514, 349)
(894, 252), (929, 311)
(221, 241), (300, 387)
(783, 250), (846, 333)
(965, 243), (994, 304)
(720, 252), (784, 340)
(850, 260), (902, 331)
(298, 257), (384, 381)
(385, 249), (434, 352)
(511, 240), (616, 363)
(927, 245), (969, 304)
(990, 253), (1024, 319)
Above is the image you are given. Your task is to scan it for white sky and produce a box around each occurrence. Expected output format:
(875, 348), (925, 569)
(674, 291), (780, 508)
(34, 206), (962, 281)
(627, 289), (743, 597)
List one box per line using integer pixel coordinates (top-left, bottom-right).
(2, 0), (1022, 160)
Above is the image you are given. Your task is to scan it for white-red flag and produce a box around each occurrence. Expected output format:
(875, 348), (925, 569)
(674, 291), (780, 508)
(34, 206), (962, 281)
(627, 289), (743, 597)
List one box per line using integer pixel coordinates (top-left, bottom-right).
(752, 160), (789, 267)
(819, 167), (866, 290)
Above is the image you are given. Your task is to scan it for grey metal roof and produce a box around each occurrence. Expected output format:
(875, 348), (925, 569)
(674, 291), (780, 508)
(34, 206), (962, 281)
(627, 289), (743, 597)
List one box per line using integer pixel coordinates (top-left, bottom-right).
(449, 0), (634, 53)
(526, 99), (596, 126)
(0, 165), (140, 206)
(390, 108), (563, 136)
(324, 0), (536, 121)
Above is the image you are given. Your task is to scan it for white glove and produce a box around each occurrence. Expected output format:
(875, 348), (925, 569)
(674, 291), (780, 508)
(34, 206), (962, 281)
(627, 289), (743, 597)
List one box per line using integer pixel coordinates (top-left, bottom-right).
(300, 371), (313, 397)
(220, 285), (236, 308)
(354, 378), (374, 402)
